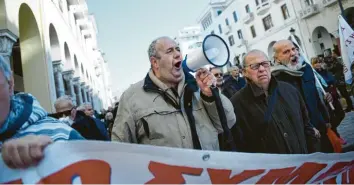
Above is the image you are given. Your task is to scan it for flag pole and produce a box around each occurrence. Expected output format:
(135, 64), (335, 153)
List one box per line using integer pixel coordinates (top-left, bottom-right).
(337, 0), (345, 19)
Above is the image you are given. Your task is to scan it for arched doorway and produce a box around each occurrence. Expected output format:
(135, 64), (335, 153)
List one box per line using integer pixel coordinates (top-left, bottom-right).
(64, 42), (71, 65)
(312, 26), (334, 56)
(18, 3), (52, 111)
(344, 7), (354, 29)
(268, 41), (276, 59)
(74, 55), (79, 70)
(49, 24), (65, 99)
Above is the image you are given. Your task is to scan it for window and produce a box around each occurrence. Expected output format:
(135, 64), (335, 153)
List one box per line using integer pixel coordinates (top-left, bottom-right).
(304, 0), (314, 6)
(237, 30), (243, 39)
(225, 18), (229, 26)
(281, 4), (290, 20)
(228, 35), (235, 46)
(217, 10), (222, 15)
(320, 43), (325, 51)
(211, 30), (215, 34)
(245, 5), (250, 13)
(250, 26), (257, 38)
(233, 11), (238, 23)
(262, 14), (273, 31)
(255, 0), (259, 6)
(318, 32), (322, 38)
(219, 24), (222, 34)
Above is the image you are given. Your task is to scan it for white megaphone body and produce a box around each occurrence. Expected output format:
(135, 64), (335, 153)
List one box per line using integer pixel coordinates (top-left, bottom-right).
(182, 34), (230, 72)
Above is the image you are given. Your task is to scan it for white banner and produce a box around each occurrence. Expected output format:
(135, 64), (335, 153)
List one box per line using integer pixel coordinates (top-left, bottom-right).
(339, 15), (354, 84)
(0, 141), (353, 184)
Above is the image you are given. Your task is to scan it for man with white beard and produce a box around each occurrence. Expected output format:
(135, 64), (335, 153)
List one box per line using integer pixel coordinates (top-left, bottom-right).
(272, 40), (334, 153)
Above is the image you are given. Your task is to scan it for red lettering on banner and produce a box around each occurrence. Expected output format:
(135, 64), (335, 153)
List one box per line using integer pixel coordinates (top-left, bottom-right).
(346, 39), (352, 45)
(3, 179), (23, 184)
(146, 161), (203, 184)
(36, 160), (111, 184)
(350, 33), (354, 39)
(312, 160), (354, 184)
(256, 162), (327, 184)
(208, 168), (265, 184)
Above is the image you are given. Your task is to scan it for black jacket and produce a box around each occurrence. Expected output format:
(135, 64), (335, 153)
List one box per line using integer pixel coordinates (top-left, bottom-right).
(231, 77), (315, 154)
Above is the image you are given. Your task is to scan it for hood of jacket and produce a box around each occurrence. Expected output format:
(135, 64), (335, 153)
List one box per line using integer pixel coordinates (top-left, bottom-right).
(0, 93), (47, 138)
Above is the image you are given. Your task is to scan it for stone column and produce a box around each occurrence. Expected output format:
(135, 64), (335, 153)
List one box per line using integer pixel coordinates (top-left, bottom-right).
(81, 82), (88, 102)
(0, 29), (17, 65)
(63, 70), (76, 105)
(73, 77), (83, 106)
(53, 61), (65, 98)
(89, 88), (94, 109)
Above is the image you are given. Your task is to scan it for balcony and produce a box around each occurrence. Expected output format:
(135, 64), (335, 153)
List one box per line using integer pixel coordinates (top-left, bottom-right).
(243, 12), (254, 24)
(273, 0), (283, 3)
(299, 4), (320, 19)
(322, 0), (337, 7)
(256, 1), (271, 16)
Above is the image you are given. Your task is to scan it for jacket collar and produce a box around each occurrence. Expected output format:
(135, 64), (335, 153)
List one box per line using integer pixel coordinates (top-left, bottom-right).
(143, 69), (198, 94)
(248, 76), (278, 98)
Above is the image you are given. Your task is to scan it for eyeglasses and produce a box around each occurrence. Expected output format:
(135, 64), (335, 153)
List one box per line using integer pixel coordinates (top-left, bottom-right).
(246, 61), (271, 70)
(49, 107), (76, 119)
(213, 73), (223, 77)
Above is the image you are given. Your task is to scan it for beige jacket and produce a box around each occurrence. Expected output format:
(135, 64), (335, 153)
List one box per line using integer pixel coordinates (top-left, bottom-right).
(111, 70), (236, 150)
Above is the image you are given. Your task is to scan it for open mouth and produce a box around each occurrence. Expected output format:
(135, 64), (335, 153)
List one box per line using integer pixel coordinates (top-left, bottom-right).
(291, 57), (298, 64)
(174, 61), (182, 68)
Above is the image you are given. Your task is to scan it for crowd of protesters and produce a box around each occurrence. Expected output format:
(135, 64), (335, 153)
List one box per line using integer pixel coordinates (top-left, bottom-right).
(0, 36), (353, 170)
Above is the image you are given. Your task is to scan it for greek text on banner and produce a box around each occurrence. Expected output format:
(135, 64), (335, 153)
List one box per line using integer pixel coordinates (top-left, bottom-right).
(0, 141), (353, 184)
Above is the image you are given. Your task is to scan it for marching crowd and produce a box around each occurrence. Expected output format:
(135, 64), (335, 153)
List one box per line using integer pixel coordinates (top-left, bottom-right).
(0, 36), (353, 169)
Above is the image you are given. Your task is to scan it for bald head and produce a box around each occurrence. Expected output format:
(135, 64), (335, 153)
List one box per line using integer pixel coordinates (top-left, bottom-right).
(273, 39), (301, 70)
(243, 50), (269, 67)
(273, 40), (293, 56)
(148, 36), (175, 60)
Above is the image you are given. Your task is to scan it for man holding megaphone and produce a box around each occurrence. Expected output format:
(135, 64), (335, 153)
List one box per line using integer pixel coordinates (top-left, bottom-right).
(111, 36), (236, 151)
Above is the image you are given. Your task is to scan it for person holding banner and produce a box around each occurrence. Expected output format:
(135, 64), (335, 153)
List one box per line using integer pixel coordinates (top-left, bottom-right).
(230, 50), (318, 154)
(272, 40), (333, 153)
(0, 56), (84, 169)
(111, 36), (236, 151)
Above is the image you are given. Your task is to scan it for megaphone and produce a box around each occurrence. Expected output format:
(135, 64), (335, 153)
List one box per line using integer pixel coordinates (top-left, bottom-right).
(182, 34), (230, 72)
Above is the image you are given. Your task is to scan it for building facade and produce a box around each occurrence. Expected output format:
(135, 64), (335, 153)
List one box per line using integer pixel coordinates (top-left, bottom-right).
(175, 25), (203, 57)
(197, 0), (354, 66)
(0, 0), (113, 113)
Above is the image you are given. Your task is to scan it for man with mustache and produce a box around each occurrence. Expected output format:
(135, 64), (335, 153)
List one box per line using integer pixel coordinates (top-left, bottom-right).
(272, 40), (333, 153)
(111, 36), (236, 151)
(230, 50), (318, 154)
(210, 67), (224, 90)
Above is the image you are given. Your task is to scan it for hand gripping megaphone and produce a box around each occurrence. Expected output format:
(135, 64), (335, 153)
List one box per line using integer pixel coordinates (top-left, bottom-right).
(182, 34), (230, 72)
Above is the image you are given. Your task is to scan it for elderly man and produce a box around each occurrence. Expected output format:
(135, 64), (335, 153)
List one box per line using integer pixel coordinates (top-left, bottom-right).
(222, 66), (246, 99)
(272, 40), (333, 153)
(77, 102), (94, 117)
(0, 56), (83, 169)
(51, 95), (76, 126)
(112, 36), (236, 151)
(210, 67), (224, 90)
(230, 50), (319, 154)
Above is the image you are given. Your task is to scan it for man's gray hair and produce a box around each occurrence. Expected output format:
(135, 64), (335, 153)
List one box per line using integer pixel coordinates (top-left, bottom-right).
(242, 49), (269, 67)
(147, 36), (171, 61)
(54, 95), (74, 111)
(0, 55), (12, 81)
(77, 102), (92, 111)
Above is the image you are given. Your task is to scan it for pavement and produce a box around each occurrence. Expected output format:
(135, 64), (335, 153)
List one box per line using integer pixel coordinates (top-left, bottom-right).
(337, 111), (354, 152)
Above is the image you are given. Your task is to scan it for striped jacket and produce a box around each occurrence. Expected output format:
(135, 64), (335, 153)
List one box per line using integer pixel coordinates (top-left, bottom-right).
(0, 93), (83, 145)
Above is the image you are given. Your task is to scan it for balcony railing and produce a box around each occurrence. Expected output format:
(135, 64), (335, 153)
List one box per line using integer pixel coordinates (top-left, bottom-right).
(243, 12), (254, 24)
(322, 0), (337, 7)
(256, 0), (271, 16)
(299, 3), (320, 19)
